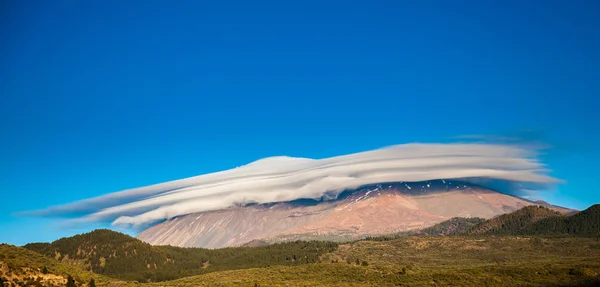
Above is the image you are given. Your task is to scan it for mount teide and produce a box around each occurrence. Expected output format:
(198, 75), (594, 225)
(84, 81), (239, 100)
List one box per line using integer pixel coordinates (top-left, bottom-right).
(136, 180), (572, 248)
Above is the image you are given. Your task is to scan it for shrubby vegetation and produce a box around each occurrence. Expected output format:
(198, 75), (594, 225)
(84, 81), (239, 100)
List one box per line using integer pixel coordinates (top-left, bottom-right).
(420, 217), (486, 235)
(145, 236), (600, 287)
(364, 217), (486, 241)
(6, 204), (599, 286)
(24, 230), (337, 282)
(0, 244), (112, 287)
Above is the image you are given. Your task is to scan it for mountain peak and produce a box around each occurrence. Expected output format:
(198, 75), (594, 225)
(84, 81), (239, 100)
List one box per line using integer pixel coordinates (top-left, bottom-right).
(137, 180), (574, 248)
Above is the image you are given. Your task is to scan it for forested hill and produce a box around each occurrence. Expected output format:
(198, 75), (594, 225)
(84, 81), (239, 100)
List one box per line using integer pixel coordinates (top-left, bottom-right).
(23, 229), (337, 283)
(366, 204), (599, 241)
(522, 204), (600, 236)
(468, 205), (562, 235)
(468, 204), (600, 236)
(418, 217), (486, 236)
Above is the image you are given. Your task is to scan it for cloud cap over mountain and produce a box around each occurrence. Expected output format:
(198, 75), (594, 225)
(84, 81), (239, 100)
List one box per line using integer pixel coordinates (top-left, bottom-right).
(22, 143), (560, 228)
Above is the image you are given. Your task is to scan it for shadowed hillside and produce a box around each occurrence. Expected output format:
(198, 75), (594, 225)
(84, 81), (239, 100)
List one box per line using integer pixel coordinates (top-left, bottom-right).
(468, 205), (600, 236)
(523, 204), (600, 236)
(364, 217), (487, 241)
(468, 205), (561, 235)
(418, 217), (486, 236)
(23, 229), (337, 282)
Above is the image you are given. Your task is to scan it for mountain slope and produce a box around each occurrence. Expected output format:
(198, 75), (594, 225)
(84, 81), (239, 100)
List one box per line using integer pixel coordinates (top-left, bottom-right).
(418, 217), (486, 236)
(467, 204), (599, 236)
(23, 229), (337, 283)
(0, 244), (112, 287)
(468, 205), (562, 235)
(137, 180), (573, 248)
(523, 204), (600, 236)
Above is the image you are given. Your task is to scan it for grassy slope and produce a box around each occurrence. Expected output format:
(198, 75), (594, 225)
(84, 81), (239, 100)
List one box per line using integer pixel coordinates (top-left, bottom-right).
(148, 236), (600, 287)
(0, 244), (124, 287)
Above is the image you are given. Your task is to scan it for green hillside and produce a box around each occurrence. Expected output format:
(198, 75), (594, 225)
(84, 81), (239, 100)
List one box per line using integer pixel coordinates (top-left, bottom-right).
(363, 217), (486, 241)
(419, 217), (486, 235)
(0, 244), (119, 287)
(23, 229), (337, 282)
(468, 205), (561, 235)
(468, 204), (600, 236)
(523, 204), (600, 236)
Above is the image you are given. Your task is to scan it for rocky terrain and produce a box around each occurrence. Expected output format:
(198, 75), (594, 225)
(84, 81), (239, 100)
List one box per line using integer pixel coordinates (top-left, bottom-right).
(137, 180), (573, 248)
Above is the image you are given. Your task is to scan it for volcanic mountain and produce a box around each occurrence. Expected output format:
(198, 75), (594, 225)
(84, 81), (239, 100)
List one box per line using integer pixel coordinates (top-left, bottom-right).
(136, 180), (573, 248)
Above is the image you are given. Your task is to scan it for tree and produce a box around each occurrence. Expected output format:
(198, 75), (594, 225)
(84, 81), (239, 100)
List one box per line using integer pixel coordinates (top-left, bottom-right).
(88, 278), (96, 287)
(66, 275), (77, 287)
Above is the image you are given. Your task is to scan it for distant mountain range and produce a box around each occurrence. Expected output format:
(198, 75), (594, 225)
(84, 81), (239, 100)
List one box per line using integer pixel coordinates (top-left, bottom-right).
(137, 180), (574, 248)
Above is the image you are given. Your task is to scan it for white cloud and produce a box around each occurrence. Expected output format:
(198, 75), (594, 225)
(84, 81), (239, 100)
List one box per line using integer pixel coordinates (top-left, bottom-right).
(23, 143), (560, 228)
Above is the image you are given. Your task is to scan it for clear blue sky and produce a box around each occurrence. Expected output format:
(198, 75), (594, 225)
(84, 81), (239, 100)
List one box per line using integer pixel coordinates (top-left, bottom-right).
(1, 0), (598, 245)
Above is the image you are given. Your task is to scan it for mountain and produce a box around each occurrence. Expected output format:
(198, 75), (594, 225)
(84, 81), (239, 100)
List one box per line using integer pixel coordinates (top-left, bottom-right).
(467, 204), (600, 236)
(23, 229), (336, 283)
(137, 180), (574, 248)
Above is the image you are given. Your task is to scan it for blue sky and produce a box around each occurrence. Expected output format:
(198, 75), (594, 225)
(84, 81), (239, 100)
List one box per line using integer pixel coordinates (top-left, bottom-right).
(1, 0), (598, 245)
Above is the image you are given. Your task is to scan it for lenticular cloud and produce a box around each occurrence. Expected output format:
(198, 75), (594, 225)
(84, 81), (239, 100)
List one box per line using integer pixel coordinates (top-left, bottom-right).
(24, 143), (559, 228)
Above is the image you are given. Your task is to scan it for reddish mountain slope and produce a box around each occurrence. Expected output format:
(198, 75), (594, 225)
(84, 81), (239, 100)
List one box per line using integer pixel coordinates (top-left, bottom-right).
(137, 180), (572, 248)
